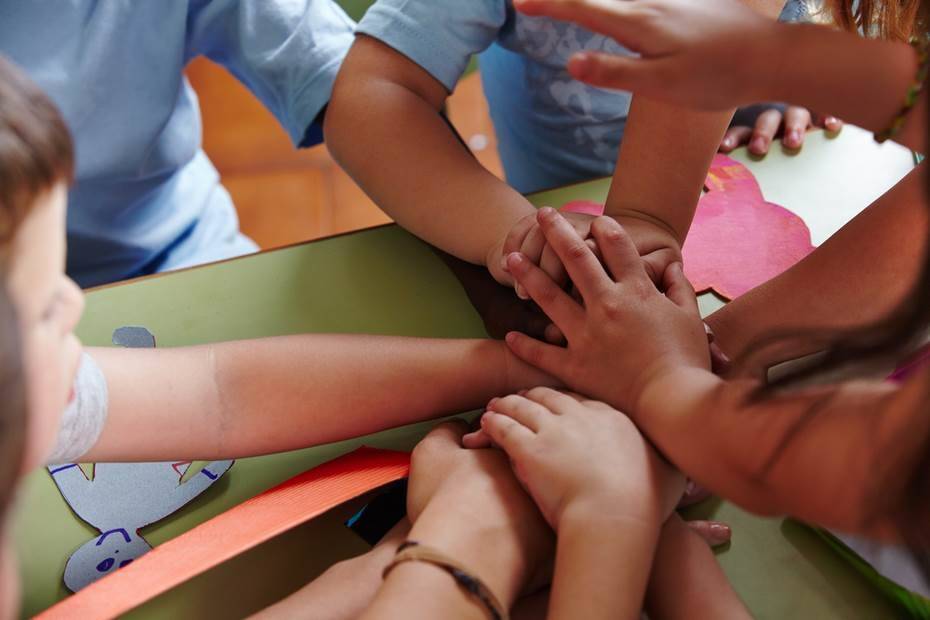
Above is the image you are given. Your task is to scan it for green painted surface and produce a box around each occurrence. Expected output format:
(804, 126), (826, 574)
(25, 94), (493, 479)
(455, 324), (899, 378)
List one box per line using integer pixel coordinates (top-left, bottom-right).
(336, 0), (374, 21)
(14, 127), (919, 618)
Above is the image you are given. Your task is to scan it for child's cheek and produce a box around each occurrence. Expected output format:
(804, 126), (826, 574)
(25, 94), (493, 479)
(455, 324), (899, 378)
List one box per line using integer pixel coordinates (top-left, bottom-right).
(0, 531), (19, 620)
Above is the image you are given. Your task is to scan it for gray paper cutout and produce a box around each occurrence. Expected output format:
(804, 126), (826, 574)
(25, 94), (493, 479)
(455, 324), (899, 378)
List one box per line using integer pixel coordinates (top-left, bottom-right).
(49, 327), (234, 592)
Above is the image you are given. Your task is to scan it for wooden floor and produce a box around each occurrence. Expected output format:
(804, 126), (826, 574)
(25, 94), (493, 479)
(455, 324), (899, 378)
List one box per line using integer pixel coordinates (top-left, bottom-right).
(187, 58), (503, 249)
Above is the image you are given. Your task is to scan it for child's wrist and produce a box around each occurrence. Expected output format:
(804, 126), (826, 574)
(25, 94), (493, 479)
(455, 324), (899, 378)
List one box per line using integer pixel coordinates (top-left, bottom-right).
(409, 504), (532, 608)
(746, 21), (795, 105)
(558, 492), (663, 535)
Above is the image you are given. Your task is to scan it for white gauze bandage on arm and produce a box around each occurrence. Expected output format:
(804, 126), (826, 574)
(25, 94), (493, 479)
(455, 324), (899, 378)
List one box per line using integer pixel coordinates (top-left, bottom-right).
(46, 352), (109, 465)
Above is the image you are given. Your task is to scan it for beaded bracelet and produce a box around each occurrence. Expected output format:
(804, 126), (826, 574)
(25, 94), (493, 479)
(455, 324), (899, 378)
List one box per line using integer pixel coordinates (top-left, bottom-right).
(383, 540), (509, 620)
(875, 37), (930, 144)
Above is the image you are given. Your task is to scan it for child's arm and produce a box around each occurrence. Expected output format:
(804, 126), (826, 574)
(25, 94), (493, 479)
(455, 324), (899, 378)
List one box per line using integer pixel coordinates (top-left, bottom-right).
(362, 422), (553, 620)
(502, 210), (926, 538)
(82, 336), (550, 462)
(645, 514), (751, 619)
(706, 165), (927, 373)
(325, 34), (535, 285)
(549, 505), (660, 619)
(502, 0), (788, 289)
(514, 0), (926, 153)
(471, 389), (685, 619)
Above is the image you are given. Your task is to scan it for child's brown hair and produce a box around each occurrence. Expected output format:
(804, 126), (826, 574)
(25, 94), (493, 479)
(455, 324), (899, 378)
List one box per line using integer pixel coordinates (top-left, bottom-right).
(820, 0), (929, 41)
(0, 56), (73, 518)
(0, 55), (74, 251)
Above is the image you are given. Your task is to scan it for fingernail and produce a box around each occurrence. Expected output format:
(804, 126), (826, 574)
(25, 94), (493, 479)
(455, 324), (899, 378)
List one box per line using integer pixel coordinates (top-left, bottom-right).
(709, 523), (732, 546)
(538, 207), (557, 222)
(568, 53), (591, 78)
(750, 137), (767, 153)
(722, 138), (733, 149)
(488, 397), (499, 408)
(505, 331), (519, 344)
(518, 389), (528, 396)
(787, 130), (801, 146)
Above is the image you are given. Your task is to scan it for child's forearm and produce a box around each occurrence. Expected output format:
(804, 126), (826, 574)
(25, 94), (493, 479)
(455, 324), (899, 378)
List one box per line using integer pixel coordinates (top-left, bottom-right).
(645, 514), (751, 620)
(547, 505), (660, 620)
(361, 496), (532, 620)
(326, 36), (536, 268)
(706, 165), (927, 370)
(760, 23), (924, 153)
(603, 0), (785, 246)
(86, 336), (544, 462)
(605, 99), (732, 246)
(635, 366), (919, 537)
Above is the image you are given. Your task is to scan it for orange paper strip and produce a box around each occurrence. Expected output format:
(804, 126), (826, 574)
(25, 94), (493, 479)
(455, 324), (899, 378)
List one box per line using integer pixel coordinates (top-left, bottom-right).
(36, 447), (411, 620)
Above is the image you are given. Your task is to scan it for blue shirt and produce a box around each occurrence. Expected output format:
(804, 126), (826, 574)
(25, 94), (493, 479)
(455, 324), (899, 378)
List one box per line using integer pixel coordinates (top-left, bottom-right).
(0, 1), (354, 287)
(358, 0), (805, 195)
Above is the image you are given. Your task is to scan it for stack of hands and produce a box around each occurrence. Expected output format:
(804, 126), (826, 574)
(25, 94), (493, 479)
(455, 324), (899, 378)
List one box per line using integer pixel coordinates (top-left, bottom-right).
(396, 208), (735, 615)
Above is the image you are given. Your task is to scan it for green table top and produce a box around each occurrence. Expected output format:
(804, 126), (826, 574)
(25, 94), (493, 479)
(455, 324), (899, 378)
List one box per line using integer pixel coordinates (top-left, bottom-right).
(14, 126), (917, 618)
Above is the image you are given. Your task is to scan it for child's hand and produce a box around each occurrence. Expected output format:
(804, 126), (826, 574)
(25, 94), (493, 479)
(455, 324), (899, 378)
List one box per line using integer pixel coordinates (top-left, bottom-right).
(404, 422), (554, 602)
(465, 388), (685, 530)
(503, 209), (710, 415)
(513, 0), (780, 111)
(722, 104), (843, 155)
(496, 210), (599, 297)
(497, 211), (683, 305)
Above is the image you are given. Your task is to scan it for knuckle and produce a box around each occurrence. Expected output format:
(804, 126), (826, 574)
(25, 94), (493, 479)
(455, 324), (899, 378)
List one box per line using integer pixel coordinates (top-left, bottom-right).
(599, 298), (626, 321)
(526, 386), (553, 401)
(566, 241), (590, 261)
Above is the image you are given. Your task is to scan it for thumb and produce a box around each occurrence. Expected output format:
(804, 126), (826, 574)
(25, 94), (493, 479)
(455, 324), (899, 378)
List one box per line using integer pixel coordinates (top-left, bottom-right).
(663, 262), (699, 315)
(416, 419), (469, 455)
(686, 520), (732, 547)
(568, 52), (651, 93)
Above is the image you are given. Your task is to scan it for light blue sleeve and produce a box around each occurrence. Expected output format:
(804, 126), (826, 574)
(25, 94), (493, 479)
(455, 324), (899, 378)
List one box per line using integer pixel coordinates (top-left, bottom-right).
(186, 0), (356, 147)
(357, 0), (508, 92)
(779, 0), (810, 22)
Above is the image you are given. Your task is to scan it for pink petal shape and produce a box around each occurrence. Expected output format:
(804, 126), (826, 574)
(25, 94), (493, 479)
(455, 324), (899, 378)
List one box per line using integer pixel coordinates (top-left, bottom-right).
(682, 154), (814, 299)
(559, 154), (815, 300)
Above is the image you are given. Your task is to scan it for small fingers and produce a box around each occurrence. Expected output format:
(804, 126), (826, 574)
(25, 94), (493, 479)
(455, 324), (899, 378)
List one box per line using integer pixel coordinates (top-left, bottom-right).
(488, 394), (554, 432)
(462, 428), (494, 449)
(544, 322), (566, 344)
(813, 113), (843, 134)
(590, 216), (644, 282)
(521, 386), (585, 415)
(503, 213), (537, 261)
(536, 208), (611, 300)
(749, 108), (783, 156)
(686, 520), (732, 547)
(539, 243), (569, 291)
(663, 262), (699, 315)
(480, 412), (536, 458)
(567, 52), (651, 93)
(507, 251), (584, 336)
(781, 106), (811, 150)
(514, 225), (548, 300)
(505, 330), (570, 379)
(719, 126), (752, 153)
